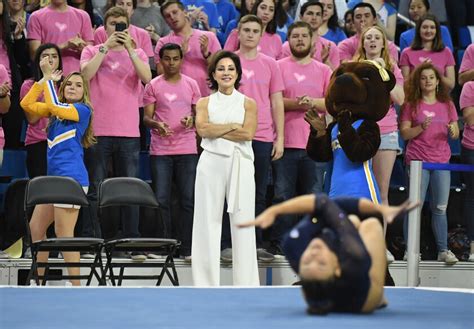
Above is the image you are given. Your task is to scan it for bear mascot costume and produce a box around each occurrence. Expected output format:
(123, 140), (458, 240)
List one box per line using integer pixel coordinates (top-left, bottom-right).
(306, 60), (396, 203)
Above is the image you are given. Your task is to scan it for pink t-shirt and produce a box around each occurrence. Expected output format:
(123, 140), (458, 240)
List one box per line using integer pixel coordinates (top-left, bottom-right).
(377, 63), (404, 134)
(460, 81), (474, 150)
(237, 52), (284, 142)
(20, 79), (49, 146)
(277, 57), (332, 149)
(400, 101), (458, 164)
(154, 29), (221, 97)
(279, 36), (340, 68)
(338, 34), (398, 62)
(143, 74), (201, 156)
(459, 43), (474, 74)
(27, 6), (94, 75)
(94, 24), (154, 57)
(224, 30), (282, 59)
(0, 40), (11, 83)
(80, 45), (148, 137)
(0, 65), (9, 149)
(399, 47), (455, 75)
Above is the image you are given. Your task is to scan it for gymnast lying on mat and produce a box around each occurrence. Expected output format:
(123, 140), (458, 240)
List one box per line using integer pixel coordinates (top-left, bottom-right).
(240, 194), (419, 314)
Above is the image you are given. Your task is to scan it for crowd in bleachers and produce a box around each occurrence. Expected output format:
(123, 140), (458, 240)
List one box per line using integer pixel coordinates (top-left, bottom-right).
(0, 0), (473, 265)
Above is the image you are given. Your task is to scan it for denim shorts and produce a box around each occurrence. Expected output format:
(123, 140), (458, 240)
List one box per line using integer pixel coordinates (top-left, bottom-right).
(379, 131), (402, 154)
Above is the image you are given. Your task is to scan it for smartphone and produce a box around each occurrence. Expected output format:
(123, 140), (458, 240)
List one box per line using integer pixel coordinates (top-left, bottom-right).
(115, 22), (127, 32)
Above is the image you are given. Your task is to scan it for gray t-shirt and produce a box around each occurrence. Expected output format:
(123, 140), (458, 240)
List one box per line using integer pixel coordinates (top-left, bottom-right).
(131, 5), (170, 39)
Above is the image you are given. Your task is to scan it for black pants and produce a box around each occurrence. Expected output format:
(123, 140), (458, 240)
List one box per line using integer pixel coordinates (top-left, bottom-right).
(26, 141), (47, 178)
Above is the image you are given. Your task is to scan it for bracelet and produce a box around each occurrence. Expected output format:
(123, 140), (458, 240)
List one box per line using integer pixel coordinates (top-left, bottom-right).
(203, 52), (210, 59)
(129, 51), (138, 59)
(0, 94), (6, 99)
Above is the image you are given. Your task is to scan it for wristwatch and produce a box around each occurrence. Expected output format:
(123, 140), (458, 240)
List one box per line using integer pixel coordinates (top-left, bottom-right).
(99, 45), (108, 55)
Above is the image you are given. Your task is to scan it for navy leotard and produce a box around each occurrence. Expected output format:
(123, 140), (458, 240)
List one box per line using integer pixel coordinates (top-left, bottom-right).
(282, 194), (372, 312)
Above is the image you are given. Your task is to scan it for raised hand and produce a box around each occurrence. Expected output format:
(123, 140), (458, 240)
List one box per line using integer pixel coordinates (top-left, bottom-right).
(50, 70), (63, 82)
(199, 34), (209, 58)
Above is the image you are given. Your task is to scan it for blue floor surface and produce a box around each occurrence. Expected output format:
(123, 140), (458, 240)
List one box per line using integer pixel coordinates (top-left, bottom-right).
(0, 287), (472, 329)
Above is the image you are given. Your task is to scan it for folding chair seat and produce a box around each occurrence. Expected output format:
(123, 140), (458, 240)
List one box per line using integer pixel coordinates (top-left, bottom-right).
(24, 176), (105, 285)
(98, 177), (180, 286)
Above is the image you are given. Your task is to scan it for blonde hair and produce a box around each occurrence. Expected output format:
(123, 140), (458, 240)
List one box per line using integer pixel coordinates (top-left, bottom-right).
(353, 25), (393, 72)
(58, 72), (97, 149)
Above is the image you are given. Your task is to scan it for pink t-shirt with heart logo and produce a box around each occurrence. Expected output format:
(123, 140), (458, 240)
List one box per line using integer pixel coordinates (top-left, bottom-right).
(143, 74), (201, 155)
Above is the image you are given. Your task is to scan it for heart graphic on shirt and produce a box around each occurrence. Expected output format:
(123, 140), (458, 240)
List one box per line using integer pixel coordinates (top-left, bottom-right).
(164, 93), (177, 102)
(423, 110), (436, 118)
(289, 229), (299, 239)
(242, 69), (254, 79)
(294, 73), (306, 83)
(418, 56), (429, 63)
(55, 22), (67, 32)
(109, 62), (120, 71)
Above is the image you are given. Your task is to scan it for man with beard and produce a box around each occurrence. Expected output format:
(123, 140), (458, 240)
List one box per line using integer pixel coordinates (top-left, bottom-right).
(270, 21), (332, 252)
(279, 1), (339, 70)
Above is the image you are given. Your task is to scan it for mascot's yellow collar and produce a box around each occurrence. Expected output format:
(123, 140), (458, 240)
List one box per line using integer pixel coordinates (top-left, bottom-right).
(361, 60), (390, 82)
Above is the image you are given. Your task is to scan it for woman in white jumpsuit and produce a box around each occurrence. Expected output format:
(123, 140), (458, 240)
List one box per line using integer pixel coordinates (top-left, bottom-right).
(192, 51), (259, 286)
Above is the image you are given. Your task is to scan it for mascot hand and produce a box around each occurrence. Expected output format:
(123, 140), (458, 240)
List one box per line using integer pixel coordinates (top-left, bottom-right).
(337, 109), (352, 132)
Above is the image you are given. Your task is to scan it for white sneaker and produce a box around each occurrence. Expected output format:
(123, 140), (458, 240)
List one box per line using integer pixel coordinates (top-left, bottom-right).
(437, 250), (458, 264)
(468, 253), (474, 262)
(386, 250), (395, 263)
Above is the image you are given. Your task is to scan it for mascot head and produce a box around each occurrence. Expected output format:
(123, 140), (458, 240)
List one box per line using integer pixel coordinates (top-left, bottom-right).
(325, 60), (396, 122)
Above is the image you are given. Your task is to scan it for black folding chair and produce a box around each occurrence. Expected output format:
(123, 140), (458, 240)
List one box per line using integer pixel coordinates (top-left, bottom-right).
(98, 177), (180, 286)
(24, 176), (105, 285)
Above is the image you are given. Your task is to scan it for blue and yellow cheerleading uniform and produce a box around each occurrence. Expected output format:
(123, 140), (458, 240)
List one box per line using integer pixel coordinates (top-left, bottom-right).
(20, 80), (91, 187)
(329, 119), (381, 204)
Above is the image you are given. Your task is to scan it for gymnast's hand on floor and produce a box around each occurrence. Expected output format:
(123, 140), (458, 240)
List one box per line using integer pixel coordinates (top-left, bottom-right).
(238, 208), (277, 229)
(380, 199), (420, 224)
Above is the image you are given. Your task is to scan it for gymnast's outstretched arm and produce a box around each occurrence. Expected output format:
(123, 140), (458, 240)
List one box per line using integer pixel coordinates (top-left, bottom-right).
(239, 194), (419, 229)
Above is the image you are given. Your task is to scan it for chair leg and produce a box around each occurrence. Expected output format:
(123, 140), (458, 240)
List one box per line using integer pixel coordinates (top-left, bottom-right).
(118, 266), (125, 286)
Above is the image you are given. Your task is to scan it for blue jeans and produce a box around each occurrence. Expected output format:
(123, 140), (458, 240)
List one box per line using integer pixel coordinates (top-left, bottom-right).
(270, 149), (318, 243)
(252, 140), (273, 246)
(404, 167), (451, 251)
(313, 161), (328, 194)
(461, 146), (474, 241)
(150, 154), (197, 255)
(82, 137), (140, 238)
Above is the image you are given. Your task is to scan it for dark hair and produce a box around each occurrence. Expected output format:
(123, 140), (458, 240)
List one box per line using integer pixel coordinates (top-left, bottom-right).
(411, 14), (444, 51)
(301, 279), (337, 315)
(67, 0), (95, 25)
(238, 0), (254, 22)
(208, 51), (242, 90)
(300, 1), (323, 17)
(111, 0), (137, 9)
(409, 0), (430, 11)
(344, 8), (353, 21)
(159, 43), (183, 59)
(104, 6), (129, 26)
(287, 21), (313, 39)
(33, 43), (63, 82)
(250, 0), (285, 34)
(318, 0), (340, 31)
(1, 0), (22, 88)
(160, 0), (186, 17)
(353, 2), (377, 19)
